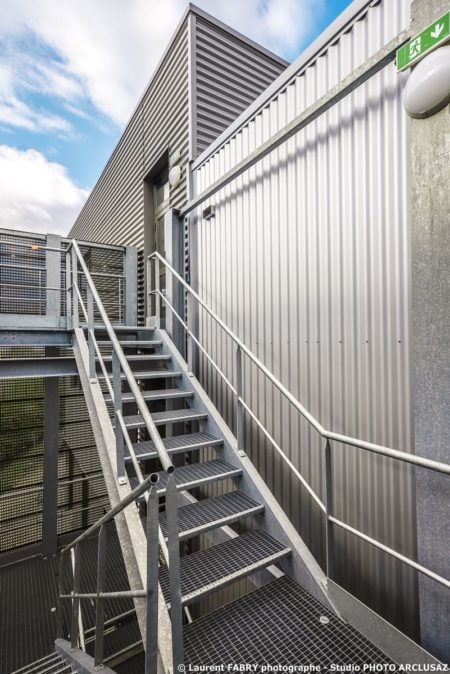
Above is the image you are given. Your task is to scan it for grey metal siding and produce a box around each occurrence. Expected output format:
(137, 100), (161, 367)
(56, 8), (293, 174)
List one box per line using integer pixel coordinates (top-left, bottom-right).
(70, 20), (190, 248)
(194, 16), (287, 157)
(192, 0), (417, 638)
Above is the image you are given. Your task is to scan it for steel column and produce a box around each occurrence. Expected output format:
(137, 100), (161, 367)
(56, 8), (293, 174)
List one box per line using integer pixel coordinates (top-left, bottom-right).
(324, 439), (334, 580)
(71, 544), (81, 650)
(235, 346), (244, 451)
(165, 475), (184, 668)
(112, 349), (125, 482)
(71, 247), (79, 328)
(87, 286), (96, 382)
(42, 369), (59, 555)
(94, 525), (107, 667)
(145, 487), (159, 674)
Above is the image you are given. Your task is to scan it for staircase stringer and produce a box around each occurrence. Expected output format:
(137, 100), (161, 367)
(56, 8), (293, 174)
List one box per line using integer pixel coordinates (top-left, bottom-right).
(157, 328), (335, 611)
(72, 327), (173, 673)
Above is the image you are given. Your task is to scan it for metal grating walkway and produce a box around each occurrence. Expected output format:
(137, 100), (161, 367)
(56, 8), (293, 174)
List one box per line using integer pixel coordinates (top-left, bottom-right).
(159, 530), (290, 606)
(159, 491), (265, 539)
(184, 575), (396, 669)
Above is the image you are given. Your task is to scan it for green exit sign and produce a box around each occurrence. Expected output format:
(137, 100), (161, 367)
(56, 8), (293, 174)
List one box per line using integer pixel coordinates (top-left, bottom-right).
(396, 11), (450, 72)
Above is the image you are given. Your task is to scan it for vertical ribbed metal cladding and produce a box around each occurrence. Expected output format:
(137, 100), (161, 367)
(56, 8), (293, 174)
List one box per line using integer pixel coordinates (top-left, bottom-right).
(193, 0), (418, 639)
(194, 16), (287, 157)
(70, 19), (190, 248)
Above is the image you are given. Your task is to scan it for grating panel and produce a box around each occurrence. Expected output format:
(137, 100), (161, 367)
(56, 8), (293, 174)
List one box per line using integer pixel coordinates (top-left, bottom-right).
(184, 575), (395, 668)
(130, 431), (222, 461)
(118, 408), (207, 430)
(159, 490), (264, 539)
(159, 530), (290, 605)
(154, 459), (241, 494)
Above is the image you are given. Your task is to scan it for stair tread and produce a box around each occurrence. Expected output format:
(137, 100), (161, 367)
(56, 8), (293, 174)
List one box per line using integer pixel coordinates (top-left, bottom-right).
(159, 490), (264, 539)
(128, 431), (222, 461)
(131, 459), (241, 494)
(105, 388), (193, 404)
(103, 370), (182, 380)
(159, 530), (290, 605)
(119, 408), (207, 428)
(96, 340), (162, 346)
(97, 354), (171, 361)
(183, 575), (396, 667)
(10, 653), (61, 674)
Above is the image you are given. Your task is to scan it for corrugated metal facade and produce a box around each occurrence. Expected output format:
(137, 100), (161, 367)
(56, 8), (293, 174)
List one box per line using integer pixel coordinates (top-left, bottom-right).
(192, 0), (418, 638)
(193, 13), (287, 156)
(70, 8), (287, 249)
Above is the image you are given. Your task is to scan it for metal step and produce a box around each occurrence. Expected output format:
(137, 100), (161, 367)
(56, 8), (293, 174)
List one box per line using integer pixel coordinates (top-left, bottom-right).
(105, 388), (194, 404)
(91, 325), (154, 333)
(127, 431), (222, 462)
(97, 354), (171, 362)
(131, 459), (241, 495)
(103, 370), (182, 380)
(183, 576), (396, 668)
(10, 653), (61, 674)
(117, 408), (207, 429)
(96, 340), (162, 347)
(159, 530), (290, 607)
(159, 491), (265, 540)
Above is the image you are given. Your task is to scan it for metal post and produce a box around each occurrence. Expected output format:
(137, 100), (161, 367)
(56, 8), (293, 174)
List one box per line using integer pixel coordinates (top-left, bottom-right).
(112, 349), (125, 483)
(235, 346), (244, 452)
(87, 286), (97, 382)
(42, 370), (59, 555)
(324, 438), (334, 580)
(66, 251), (72, 328)
(71, 544), (81, 650)
(165, 475), (184, 668)
(124, 246), (138, 326)
(94, 525), (107, 668)
(145, 486), (159, 674)
(71, 247), (79, 328)
(56, 552), (65, 639)
(155, 257), (160, 329)
(186, 292), (193, 372)
(46, 234), (61, 324)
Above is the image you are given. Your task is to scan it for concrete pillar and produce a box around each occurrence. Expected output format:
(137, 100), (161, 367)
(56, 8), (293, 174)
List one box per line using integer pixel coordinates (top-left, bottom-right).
(410, 0), (450, 663)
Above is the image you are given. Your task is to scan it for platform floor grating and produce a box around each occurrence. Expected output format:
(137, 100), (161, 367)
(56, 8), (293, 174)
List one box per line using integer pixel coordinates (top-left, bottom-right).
(159, 491), (264, 539)
(128, 431), (222, 461)
(159, 530), (290, 605)
(0, 530), (136, 673)
(184, 575), (395, 670)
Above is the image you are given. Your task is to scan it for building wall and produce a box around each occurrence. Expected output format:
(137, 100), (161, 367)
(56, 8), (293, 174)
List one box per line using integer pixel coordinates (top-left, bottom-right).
(191, 0), (417, 638)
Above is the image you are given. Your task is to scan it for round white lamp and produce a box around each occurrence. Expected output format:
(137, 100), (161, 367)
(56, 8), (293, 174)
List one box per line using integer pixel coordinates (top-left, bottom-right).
(168, 164), (181, 189)
(403, 45), (450, 118)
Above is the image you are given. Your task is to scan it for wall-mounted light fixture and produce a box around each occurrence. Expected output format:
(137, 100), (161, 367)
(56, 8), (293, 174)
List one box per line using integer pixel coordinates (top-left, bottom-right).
(404, 46), (450, 118)
(168, 164), (181, 189)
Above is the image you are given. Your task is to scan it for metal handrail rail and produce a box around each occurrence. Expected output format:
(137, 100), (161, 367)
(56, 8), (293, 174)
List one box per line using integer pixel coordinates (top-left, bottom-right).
(148, 251), (450, 476)
(148, 251), (450, 592)
(71, 240), (174, 475)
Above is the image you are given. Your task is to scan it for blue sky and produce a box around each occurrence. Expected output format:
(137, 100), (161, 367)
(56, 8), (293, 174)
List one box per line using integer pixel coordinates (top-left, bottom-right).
(0, 0), (352, 235)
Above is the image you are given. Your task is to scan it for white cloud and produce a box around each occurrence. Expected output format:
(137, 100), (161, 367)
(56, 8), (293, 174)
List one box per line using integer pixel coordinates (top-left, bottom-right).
(0, 145), (89, 235)
(0, 0), (324, 127)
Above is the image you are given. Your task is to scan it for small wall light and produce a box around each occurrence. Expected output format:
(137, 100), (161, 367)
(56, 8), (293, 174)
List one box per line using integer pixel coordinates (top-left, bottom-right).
(404, 46), (450, 118)
(202, 204), (216, 221)
(168, 164), (181, 189)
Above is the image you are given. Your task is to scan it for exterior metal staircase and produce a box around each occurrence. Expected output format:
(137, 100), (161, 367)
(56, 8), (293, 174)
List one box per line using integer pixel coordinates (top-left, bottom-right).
(2, 234), (448, 672)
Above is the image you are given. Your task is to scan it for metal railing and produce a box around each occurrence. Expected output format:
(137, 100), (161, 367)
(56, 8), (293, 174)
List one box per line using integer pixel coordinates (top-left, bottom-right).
(148, 251), (450, 593)
(58, 240), (184, 672)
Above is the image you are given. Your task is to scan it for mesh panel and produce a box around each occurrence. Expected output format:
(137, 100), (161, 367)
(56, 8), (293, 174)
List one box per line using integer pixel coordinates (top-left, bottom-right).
(0, 233), (47, 315)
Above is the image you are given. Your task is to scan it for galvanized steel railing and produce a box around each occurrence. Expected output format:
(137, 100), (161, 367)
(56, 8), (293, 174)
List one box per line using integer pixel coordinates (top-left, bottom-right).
(147, 251), (450, 593)
(57, 240), (184, 673)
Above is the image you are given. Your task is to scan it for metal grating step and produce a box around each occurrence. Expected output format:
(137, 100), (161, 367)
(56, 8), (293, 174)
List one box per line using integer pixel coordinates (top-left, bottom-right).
(183, 575), (395, 668)
(96, 340), (162, 347)
(117, 408), (207, 429)
(159, 529), (290, 607)
(105, 388), (194, 404)
(91, 325), (154, 333)
(159, 491), (265, 540)
(127, 431), (222, 461)
(10, 653), (61, 674)
(103, 370), (182, 380)
(131, 459), (241, 496)
(97, 354), (171, 362)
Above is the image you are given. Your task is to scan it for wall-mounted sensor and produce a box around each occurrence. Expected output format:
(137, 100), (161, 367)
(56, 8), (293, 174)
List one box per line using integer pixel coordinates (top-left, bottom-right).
(404, 46), (450, 118)
(168, 164), (181, 189)
(202, 204), (216, 220)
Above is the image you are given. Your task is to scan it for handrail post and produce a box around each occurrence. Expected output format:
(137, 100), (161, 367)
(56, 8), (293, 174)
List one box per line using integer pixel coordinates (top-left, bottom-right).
(94, 524), (107, 668)
(65, 251), (72, 328)
(71, 247), (79, 329)
(324, 438), (335, 581)
(186, 292), (194, 371)
(112, 349), (125, 483)
(166, 475), (184, 668)
(71, 544), (81, 650)
(145, 486), (159, 674)
(236, 346), (244, 452)
(87, 286), (96, 382)
(155, 256), (160, 329)
(56, 552), (65, 639)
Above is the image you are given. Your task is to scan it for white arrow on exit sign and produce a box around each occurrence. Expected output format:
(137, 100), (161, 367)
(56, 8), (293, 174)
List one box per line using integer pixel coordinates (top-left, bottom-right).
(431, 22), (444, 39)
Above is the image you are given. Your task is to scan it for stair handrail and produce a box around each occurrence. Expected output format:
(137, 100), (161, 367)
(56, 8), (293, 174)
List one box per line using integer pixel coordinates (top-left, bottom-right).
(148, 251), (450, 593)
(68, 239), (174, 475)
